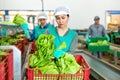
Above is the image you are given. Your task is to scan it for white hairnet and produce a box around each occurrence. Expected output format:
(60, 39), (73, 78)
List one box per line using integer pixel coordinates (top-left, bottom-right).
(94, 16), (100, 20)
(54, 6), (70, 16)
(38, 12), (48, 19)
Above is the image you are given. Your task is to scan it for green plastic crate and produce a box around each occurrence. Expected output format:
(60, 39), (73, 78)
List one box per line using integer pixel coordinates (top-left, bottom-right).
(89, 37), (107, 42)
(117, 52), (120, 57)
(88, 45), (109, 52)
(88, 37), (109, 52)
(113, 32), (120, 36)
(107, 49), (120, 57)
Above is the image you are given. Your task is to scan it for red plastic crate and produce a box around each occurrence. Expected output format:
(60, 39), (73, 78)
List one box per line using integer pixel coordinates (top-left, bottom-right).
(7, 52), (13, 80)
(13, 39), (25, 54)
(17, 39), (24, 44)
(15, 43), (23, 53)
(0, 56), (8, 80)
(30, 41), (36, 53)
(74, 54), (90, 80)
(26, 54), (90, 80)
(18, 40), (25, 54)
(4, 50), (13, 80)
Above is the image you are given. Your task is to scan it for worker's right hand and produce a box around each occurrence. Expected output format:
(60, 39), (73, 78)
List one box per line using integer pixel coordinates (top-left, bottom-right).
(20, 23), (30, 38)
(86, 35), (91, 42)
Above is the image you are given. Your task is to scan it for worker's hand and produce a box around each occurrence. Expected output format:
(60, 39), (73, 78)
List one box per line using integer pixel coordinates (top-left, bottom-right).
(21, 23), (28, 31)
(86, 35), (91, 42)
(106, 35), (110, 41)
(53, 50), (66, 58)
(20, 23), (30, 38)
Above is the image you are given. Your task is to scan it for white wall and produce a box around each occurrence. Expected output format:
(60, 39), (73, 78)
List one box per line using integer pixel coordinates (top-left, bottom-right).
(0, 0), (120, 29)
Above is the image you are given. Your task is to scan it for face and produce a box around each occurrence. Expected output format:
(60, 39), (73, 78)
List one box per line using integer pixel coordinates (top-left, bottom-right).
(39, 18), (47, 25)
(94, 19), (100, 25)
(55, 14), (69, 28)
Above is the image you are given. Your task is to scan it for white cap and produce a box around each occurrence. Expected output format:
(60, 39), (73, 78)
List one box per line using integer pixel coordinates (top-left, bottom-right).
(54, 6), (70, 16)
(38, 12), (48, 19)
(94, 16), (100, 20)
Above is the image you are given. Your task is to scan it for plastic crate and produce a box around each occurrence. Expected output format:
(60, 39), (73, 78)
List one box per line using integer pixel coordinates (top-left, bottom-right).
(30, 41), (36, 53)
(89, 37), (107, 42)
(88, 37), (109, 52)
(15, 43), (23, 53)
(0, 56), (8, 80)
(107, 49), (120, 57)
(88, 45), (109, 52)
(7, 52), (13, 80)
(4, 50), (13, 80)
(26, 54), (90, 80)
(14, 39), (25, 54)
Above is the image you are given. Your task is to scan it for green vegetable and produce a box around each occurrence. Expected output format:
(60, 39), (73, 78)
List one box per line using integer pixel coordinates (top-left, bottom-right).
(89, 40), (109, 46)
(89, 43), (98, 46)
(0, 50), (9, 63)
(13, 14), (27, 25)
(35, 34), (55, 57)
(55, 53), (82, 74)
(97, 40), (103, 45)
(29, 34), (82, 75)
(29, 34), (57, 74)
(0, 35), (21, 46)
(0, 50), (9, 55)
(38, 61), (59, 74)
(102, 40), (109, 45)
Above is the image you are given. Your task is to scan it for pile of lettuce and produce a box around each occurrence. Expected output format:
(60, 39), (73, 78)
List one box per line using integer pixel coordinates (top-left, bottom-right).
(29, 34), (82, 74)
(55, 53), (82, 74)
(89, 40), (109, 46)
(0, 35), (21, 46)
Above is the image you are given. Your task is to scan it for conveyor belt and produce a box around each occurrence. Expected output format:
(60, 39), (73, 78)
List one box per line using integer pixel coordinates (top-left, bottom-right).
(76, 50), (120, 80)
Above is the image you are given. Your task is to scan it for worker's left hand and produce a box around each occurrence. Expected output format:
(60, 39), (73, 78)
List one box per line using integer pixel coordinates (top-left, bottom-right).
(106, 35), (110, 41)
(20, 23), (30, 38)
(53, 50), (66, 58)
(86, 35), (91, 43)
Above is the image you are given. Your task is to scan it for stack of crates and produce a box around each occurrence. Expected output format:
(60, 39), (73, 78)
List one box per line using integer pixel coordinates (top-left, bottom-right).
(0, 50), (13, 80)
(0, 56), (8, 80)
(88, 37), (110, 52)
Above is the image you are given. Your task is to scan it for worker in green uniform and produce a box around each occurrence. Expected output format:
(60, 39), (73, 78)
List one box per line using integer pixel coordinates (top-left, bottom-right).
(51, 6), (78, 58)
(30, 12), (54, 41)
(86, 16), (110, 59)
(21, 12), (54, 41)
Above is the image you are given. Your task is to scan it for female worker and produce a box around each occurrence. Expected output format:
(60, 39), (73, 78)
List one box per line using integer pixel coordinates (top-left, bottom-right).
(30, 12), (54, 41)
(50, 6), (78, 58)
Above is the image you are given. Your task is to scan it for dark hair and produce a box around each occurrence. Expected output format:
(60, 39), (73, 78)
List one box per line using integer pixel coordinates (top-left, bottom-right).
(67, 14), (69, 17)
(55, 14), (69, 17)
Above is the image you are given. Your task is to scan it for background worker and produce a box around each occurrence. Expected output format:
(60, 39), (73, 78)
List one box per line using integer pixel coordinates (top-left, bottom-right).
(86, 16), (110, 59)
(30, 12), (54, 41)
(50, 6), (78, 58)
(21, 12), (54, 41)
